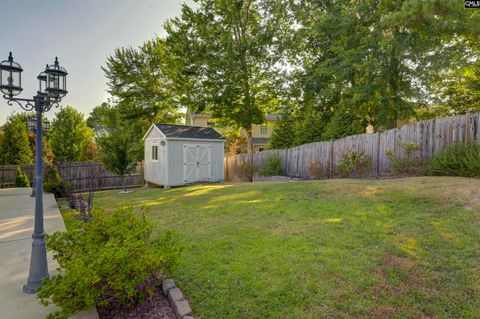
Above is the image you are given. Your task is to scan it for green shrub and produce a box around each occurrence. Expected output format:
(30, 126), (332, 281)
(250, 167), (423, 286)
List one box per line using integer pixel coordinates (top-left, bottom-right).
(239, 159), (255, 182)
(337, 150), (371, 178)
(257, 155), (282, 176)
(14, 166), (30, 187)
(43, 164), (72, 198)
(43, 164), (61, 192)
(426, 142), (480, 177)
(386, 142), (425, 175)
(37, 208), (181, 319)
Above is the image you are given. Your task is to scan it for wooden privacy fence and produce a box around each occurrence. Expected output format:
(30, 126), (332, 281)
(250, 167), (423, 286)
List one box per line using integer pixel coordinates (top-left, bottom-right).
(0, 161), (144, 192)
(224, 112), (480, 181)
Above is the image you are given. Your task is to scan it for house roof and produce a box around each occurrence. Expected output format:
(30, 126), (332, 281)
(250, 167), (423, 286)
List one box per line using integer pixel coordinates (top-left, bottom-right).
(189, 112), (211, 118)
(155, 124), (224, 140)
(266, 114), (281, 120)
(252, 137), (270, 145)
(190, 112), (280, 121)
(93, 125), (110, 135)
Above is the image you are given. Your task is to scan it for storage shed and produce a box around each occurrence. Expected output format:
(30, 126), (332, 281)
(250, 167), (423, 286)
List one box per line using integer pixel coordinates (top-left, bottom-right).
(143, 124), (225, 188)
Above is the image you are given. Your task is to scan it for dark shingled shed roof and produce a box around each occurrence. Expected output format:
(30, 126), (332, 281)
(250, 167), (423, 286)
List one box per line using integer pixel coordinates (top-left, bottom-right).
(155, 124), (224, 140)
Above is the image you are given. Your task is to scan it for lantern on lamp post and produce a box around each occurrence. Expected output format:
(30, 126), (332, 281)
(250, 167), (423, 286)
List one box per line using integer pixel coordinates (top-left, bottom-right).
(0, 52), (23, 97)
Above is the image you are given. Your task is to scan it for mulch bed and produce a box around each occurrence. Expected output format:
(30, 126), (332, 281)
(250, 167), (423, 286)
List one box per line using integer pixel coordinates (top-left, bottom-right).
(97, 288), (176, 319)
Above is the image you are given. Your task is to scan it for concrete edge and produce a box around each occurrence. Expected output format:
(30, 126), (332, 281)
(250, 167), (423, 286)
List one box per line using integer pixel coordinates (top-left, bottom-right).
(162, 279), (195, 319)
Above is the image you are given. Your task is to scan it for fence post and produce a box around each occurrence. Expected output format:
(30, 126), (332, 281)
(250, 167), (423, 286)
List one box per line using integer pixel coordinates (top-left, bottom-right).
(285, 148), (289, 177)
(465, 109), (471, 145)
(329, 140), (334, 178)
(376, 132), (381, 177)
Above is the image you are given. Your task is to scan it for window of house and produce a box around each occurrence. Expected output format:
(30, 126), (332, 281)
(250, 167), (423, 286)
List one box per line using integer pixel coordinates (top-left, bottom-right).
(152, 145), (158, 160)
(207, 120), (216, 127)
(260, 125), (268, 135)
(258, 147), (265, 152)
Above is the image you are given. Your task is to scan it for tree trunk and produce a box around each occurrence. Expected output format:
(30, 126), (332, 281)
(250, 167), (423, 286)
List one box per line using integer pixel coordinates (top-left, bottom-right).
(121, 174), (126, 192)
(246, 130), (254, 165)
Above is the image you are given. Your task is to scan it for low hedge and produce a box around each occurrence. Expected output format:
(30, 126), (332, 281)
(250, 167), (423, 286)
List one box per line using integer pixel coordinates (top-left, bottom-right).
(38, 208), (181, 319)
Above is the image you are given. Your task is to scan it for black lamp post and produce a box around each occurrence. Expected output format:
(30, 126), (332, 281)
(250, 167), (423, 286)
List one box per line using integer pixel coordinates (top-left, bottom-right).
(0, 52), (68, 293)
(27, 116), (50, 198)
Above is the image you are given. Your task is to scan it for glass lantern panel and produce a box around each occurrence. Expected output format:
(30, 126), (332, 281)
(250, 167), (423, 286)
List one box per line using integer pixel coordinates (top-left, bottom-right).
(12, 70), (20, 87)
(49, 74), (59, 89)
(0, 69), (21, 95)
(1, 69), (10, 86)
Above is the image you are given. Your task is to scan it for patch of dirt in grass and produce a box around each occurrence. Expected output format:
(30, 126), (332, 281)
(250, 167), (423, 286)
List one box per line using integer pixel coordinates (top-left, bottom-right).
(365, 305), (397, 318)
(384, 253), (416, 269)
(357, 186), (381, 197)
(375, 251), (422, 290)
(452, 186), (480, 210)
(97, 288), (175, 319)
(365, 306), (438, 319)
(368, 251), (439, 319)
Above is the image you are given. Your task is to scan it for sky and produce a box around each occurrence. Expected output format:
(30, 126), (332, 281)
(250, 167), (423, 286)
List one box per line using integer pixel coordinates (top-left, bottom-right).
(0, 0), (192, 125)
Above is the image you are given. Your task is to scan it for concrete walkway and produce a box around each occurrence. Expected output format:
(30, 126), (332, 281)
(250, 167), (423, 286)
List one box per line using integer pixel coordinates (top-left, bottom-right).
(0, 188), (98, 319)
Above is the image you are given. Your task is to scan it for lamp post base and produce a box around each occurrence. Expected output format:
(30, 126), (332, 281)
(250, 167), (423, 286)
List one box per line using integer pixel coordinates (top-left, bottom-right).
(23, 282), (43, 294)
(22, 233), (49, 294)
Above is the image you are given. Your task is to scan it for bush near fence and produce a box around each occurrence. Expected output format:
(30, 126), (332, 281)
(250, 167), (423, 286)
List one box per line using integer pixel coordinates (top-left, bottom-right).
(224, 111), (480, 181)
(0, 161), (144, 192)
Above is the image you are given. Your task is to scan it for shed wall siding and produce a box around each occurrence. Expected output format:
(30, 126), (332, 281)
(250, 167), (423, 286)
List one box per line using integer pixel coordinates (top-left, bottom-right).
(148, 127), (163, 139)
(167, 140), (224, 186)
(144, 138), (166, 185)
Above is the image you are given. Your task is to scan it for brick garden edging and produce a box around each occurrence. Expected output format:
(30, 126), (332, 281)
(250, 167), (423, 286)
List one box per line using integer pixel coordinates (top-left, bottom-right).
(162, 279), (195, 319)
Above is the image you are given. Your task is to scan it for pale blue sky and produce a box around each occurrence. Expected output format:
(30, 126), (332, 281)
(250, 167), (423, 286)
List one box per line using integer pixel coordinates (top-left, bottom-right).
(0, 0), (192, 125)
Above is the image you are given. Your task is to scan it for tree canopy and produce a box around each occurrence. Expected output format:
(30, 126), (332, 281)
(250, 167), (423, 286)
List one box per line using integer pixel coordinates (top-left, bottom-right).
(49, 106), (93, 162)
(89, 0), (479, 154)
(285, 0), (478, 143)
(165, 0), (288, 155)
(97, 127), (139, 192)
(0, 114), (33, 165)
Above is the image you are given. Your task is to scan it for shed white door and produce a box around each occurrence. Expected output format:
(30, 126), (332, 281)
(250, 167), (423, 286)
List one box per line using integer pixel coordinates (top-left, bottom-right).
(183, 144), (212, 183)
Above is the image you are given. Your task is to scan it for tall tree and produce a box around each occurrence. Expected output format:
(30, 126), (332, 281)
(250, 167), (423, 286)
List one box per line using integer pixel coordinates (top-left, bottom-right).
(290, 0), (477, 142)
(50, 106), (93, 162)
(0, 114), (33, 165)
(269, 109), (295, 149)
(165, 0), (288, 160)
(102, 38), (181, 156)
(86, 102), (114, 129)
(97, 128), (138, 192)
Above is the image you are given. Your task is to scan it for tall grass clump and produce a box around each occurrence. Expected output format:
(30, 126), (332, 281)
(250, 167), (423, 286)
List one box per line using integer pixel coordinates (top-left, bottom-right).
(426, 142), (480, 177)
(258, 155), (282, 176)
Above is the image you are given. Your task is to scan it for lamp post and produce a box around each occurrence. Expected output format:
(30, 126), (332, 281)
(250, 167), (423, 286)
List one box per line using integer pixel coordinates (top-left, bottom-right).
(0, 52), (68, 293)
(27, 116), (50, 197)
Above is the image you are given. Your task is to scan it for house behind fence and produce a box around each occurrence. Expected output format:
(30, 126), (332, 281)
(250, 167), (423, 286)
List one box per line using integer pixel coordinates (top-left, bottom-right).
(0, 162), (144, 192)
(225, 111), (480, 181)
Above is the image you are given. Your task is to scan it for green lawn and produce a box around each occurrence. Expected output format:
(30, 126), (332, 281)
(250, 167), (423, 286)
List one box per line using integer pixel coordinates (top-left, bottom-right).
(87, 177), (479, 318)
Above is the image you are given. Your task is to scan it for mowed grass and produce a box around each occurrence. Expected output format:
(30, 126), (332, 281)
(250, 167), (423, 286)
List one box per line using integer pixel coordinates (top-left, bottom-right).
(91, 177), (480, 319)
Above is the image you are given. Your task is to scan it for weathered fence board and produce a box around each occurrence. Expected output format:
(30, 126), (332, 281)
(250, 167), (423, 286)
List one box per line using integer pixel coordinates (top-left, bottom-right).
(0, 161), (144, 192)
(225, 112), (480, 181)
